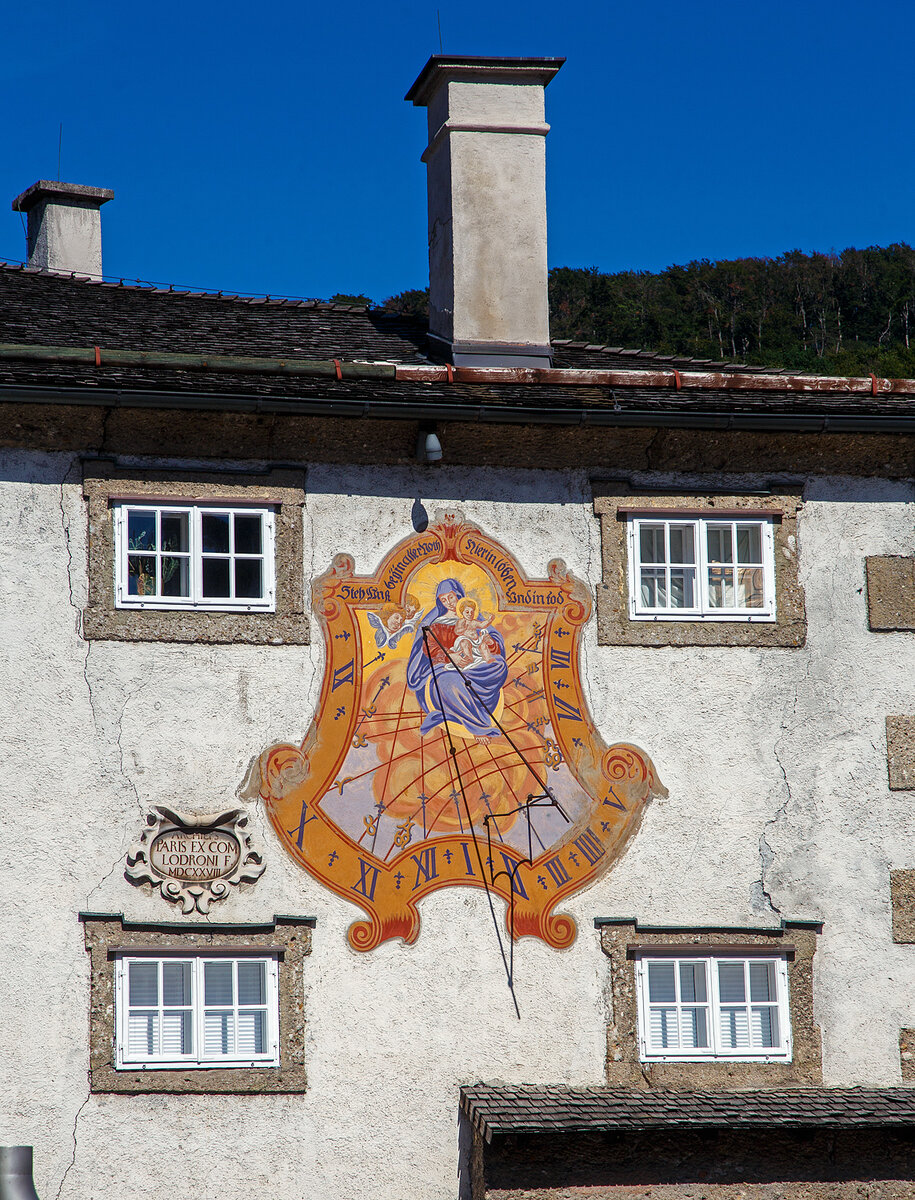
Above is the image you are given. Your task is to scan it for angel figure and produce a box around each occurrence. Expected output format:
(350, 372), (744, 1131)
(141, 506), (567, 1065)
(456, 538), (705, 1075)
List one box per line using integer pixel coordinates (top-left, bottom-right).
(367, 601), (419, 649)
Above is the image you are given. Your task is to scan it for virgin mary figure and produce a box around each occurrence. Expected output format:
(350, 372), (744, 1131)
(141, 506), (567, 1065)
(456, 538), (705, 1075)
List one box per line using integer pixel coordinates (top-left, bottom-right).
(406, 578), (508, 739)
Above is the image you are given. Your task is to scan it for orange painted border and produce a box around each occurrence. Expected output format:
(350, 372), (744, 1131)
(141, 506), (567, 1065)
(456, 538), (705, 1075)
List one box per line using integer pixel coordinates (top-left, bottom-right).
(250, 513), (666, 950)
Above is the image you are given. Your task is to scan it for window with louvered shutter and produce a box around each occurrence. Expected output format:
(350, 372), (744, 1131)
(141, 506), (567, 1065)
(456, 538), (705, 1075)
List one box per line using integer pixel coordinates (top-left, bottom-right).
(636, 954), (790, 1062)
(115, 955), (279, 1069)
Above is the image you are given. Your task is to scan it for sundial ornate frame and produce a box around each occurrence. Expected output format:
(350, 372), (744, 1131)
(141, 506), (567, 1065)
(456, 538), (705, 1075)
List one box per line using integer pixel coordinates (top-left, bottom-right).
(246, 512), (665, 952)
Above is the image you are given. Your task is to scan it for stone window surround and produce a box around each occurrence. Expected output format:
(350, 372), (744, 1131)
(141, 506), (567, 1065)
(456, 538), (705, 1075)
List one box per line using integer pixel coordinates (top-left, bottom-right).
(598, 917), (823, 1089)
(82, 459), (308, 644)
(592, 480), (806, 647)
(80, 912), (313, 1094)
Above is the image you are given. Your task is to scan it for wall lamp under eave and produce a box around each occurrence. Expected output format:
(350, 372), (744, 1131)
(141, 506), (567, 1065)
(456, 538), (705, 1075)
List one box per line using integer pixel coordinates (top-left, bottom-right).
(417, 423), (442, 464)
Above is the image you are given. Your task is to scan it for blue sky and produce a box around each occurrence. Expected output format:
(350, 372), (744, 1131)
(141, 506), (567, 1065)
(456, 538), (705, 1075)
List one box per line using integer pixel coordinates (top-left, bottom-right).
(1, 0), (912, 304)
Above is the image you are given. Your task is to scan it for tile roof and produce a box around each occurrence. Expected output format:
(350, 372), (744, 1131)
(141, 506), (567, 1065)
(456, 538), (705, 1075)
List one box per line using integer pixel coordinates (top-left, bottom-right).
(0, 263), (430, 364)
(2, 264), (915, 427)
(460, 1084), (915, 1142)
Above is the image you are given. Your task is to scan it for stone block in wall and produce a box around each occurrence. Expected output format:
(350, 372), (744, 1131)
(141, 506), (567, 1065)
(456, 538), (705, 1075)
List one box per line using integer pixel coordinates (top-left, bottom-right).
(866, 557), (915, 631)
(887, 716), (915, 790)
(890, 870), (915, 943)
(900, 1029), (915, 1080)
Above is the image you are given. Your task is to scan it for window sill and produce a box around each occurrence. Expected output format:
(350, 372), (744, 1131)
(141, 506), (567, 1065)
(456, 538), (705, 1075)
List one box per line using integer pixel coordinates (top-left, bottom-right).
(629, 612), (777, 624)
(641, 1054), (792, 1064)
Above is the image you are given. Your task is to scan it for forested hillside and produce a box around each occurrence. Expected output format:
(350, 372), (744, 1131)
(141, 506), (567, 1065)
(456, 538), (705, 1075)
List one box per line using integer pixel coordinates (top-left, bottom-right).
(384, 244), (915, 375)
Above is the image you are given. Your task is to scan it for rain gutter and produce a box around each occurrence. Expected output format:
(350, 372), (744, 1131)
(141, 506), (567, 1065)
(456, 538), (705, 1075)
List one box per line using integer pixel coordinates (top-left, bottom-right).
(3, 381), (915, 433)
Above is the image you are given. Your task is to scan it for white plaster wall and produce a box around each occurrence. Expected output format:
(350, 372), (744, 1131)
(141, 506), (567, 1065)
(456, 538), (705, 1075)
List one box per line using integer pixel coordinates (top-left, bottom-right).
(2, 453), (914, 1200)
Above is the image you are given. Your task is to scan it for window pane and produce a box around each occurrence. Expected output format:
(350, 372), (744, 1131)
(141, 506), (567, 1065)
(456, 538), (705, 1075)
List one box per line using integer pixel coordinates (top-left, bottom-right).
(234, 514), (263, 555)
(707, 525), (733, 564)
(237, 1010), (266, 1055)
(128, 1011), (157, 1057)
(680, 1007), (709, 1048)
(127, 510), (156, 553)
(160, 512), (189, 554)
(162, 962), (191, 1006)
(647, 962), (676, 1003)
(238, 961), (266, 1006)
(679, 962), (707, 1004)
(669, 525), (695, 564)
(748, 961), (775, 1003)
(205, 1011), (234, 1057)
(235, 558), (263, 599)
(719, 1007), (750, 1049)
(736, 524), (762, 564)
(202, 557), (231, 598)
(717, 962), (746, 1004)
(640, 526), (666, 564)
(162, 556), (190, 597)
(669, 568), (695, 609)
(640, 569), (666, 608)
(128, 961), (158, 1006)
(128, 555), (156, 597)
(204, 961), (233, 1006)
(707, 566), (734, 608)
(161, 1010), (192, 1056)
(202, 512), (230, 554)
(751, 1006), (779, 1048)
(736, 567), (764, 609)
(649, 1007), (679, 1049)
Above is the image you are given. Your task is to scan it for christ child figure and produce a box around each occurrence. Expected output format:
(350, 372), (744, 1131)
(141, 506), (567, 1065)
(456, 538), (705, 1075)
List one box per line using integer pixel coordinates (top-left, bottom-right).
(453, 598), (498, 662)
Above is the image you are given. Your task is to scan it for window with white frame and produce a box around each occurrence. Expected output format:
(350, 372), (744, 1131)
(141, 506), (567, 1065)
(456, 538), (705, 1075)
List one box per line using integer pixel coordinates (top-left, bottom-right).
(114, 955), (279, 1069)
(627, 516), (776, 621)
(635, 954), (791, 1062)
(113, 503), (276, 611)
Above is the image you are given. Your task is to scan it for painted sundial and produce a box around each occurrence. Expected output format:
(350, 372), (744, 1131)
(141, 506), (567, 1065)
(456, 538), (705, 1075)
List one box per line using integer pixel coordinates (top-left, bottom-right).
(247, 512), (666, 951)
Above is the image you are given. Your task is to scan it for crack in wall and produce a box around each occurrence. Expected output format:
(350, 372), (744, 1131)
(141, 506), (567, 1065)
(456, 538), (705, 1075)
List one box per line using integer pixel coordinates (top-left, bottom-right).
(116, 679), (148, 817)
(84, 846), (129, 908)
(753, 656), (813, 914)
(53, 1090), (90, 1200)
(58, 474), (99, 737)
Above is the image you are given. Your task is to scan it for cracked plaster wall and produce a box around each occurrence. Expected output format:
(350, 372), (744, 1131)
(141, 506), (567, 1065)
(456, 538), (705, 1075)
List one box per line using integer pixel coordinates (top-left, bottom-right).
(2, 455), (915, 1200)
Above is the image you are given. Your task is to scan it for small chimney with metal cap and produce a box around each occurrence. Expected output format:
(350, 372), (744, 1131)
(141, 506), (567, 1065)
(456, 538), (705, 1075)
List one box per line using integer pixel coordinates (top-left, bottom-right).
(0, 1146), (41, 1200)
(11, 180), (114, 279)
(406, 55), (564, 368)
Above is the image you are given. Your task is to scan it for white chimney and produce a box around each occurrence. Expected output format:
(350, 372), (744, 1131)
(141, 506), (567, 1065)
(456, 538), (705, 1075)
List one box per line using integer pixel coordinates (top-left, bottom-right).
(11, 180), (114, 278)
(406, 55), (564, 368)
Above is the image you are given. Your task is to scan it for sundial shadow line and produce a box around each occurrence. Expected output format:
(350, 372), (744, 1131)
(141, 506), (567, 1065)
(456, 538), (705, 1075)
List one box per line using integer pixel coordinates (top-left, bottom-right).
(424, 628), (519, 1017)
(479, 736), (551, 857)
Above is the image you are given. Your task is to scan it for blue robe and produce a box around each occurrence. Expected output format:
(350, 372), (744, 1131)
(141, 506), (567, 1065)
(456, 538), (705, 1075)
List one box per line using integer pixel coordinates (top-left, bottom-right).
(406, 578), (508, 737)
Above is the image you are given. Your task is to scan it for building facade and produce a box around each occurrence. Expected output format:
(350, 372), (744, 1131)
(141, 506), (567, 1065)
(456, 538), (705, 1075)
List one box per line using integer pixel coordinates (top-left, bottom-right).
(3, 55), (915, 1200)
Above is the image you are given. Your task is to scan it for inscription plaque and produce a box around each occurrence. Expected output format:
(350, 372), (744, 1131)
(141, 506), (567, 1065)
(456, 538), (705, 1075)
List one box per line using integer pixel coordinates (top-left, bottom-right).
(149, 831), (242, 881)
(126, 806), (264, 913)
